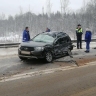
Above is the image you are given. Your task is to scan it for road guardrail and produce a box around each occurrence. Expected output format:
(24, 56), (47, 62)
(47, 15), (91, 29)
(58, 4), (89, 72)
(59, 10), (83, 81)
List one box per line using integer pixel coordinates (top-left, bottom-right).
(0, 39), (96, 48)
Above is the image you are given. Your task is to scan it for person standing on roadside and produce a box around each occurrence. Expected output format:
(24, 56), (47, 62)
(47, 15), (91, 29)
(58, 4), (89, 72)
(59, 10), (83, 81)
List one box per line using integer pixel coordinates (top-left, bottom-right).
(46, 27), (50, 32)
(22, 27), (30, 42)
(85, 28), (92, 53)
(76, 24), (83, 49)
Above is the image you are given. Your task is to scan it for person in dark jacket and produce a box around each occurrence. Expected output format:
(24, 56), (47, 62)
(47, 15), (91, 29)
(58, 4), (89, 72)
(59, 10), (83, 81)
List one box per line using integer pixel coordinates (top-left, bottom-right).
(46, 27), (50, 32)
(76, 24), (83, 49)
(22, 27), (30, 42)
(85, 28), (92, 53)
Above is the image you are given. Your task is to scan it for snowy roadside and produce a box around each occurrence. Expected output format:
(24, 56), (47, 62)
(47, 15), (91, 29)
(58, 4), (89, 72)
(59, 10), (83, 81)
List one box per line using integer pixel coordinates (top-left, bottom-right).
(0, 48), (18, 57)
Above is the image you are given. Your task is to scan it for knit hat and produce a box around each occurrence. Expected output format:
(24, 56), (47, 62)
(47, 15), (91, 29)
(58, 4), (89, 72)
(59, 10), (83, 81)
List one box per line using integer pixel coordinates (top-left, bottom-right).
(78, 24), (81, 26)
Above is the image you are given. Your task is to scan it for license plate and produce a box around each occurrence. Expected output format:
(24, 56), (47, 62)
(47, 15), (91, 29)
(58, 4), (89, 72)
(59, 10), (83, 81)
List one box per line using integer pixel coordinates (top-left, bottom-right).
(21, 51), (30, 55)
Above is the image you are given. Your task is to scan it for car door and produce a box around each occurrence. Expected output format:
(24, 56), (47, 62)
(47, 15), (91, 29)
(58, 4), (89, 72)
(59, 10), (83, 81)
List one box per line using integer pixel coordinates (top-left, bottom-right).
(53, 38), (63, 56)
(62, 36), (71, 53)
(58, 37), (68, 55)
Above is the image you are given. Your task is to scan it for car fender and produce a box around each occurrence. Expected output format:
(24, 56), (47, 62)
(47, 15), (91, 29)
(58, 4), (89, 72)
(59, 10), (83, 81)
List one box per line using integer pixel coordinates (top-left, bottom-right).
(43, 45), (54, 55)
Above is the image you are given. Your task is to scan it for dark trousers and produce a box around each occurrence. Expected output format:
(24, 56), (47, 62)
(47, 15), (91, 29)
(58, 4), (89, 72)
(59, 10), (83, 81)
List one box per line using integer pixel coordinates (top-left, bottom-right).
(86, 42), (90, 51)
(77, 36), (82, 49)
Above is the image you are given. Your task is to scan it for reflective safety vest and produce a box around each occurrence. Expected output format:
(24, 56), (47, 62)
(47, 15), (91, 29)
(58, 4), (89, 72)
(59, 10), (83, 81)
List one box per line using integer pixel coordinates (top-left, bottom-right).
(76, 28), (83, 33)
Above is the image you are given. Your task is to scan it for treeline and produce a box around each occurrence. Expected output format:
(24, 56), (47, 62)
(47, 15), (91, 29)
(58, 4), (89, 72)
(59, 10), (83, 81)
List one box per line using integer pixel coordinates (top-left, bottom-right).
(0, 0), (96, 38)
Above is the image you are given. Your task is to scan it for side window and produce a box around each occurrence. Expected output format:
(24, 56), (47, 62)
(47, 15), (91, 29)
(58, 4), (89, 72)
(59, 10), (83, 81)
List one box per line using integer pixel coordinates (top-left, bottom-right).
(63, 37), (71, 43)
(62, 37), (67, 43)
(60, 38), (65, 44)
(56, 38), (64, 45)
(55, 39), (60, 45)
(55, 36), (71, 45)
(66, 36), (71, 43)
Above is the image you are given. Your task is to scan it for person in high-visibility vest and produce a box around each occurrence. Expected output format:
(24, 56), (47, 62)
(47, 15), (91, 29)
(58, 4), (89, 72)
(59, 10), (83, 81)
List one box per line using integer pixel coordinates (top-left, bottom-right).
(76, 24), (83, 49)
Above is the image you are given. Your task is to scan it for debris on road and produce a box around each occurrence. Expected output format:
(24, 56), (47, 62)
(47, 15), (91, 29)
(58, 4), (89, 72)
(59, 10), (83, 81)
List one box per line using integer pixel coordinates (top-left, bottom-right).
(74, 56), (96, 66)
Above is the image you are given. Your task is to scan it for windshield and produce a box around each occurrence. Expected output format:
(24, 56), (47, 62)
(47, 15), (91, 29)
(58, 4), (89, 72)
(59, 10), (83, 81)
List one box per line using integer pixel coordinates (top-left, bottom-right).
(32, 34), (55, 43)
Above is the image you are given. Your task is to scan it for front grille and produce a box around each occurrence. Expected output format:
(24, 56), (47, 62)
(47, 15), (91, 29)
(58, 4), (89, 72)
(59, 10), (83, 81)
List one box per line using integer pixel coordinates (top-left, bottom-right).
(20, 46), (34, 51)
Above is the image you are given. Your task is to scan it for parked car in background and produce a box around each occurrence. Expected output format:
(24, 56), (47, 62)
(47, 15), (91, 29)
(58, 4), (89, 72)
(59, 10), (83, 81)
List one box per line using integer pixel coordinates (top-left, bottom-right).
(18, 31), (73, 63)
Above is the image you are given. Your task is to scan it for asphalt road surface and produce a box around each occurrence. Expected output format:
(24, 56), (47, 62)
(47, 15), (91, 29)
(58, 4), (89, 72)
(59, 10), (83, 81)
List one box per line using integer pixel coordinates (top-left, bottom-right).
(0, 43), (96, 96)
(0, 54), (76, 77)
(0, 48), (96, 77)
(0, 62), (96, 96)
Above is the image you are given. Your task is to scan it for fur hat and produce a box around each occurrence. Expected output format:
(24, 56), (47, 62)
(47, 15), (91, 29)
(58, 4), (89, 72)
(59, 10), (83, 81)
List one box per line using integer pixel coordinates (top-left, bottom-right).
(86, 28), (90, 31)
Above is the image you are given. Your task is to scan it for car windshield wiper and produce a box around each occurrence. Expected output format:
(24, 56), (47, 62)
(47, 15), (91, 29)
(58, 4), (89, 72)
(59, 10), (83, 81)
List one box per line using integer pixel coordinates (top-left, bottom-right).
(35, 40), (46, 43)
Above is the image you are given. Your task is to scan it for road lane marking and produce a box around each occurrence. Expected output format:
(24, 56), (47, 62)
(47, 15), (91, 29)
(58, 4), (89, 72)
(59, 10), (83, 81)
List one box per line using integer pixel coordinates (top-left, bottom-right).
(0, 65), (76, 82)
(0, 61), (96, 83)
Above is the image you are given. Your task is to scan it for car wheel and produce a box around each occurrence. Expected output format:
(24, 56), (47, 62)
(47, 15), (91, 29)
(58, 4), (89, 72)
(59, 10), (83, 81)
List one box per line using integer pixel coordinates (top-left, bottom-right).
(19, 57), (28, 60)
(45, 52), (53, 63)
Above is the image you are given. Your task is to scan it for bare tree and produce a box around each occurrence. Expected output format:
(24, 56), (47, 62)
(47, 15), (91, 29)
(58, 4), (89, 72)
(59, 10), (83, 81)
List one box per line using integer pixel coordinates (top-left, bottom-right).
(60, 0), (69, 15)
(1, 0), (96, 42)
(42, 7), (44, 15)
(46, 0), (52, 28)
(60, 0), (69, 31)
(46, 0), (52, 17)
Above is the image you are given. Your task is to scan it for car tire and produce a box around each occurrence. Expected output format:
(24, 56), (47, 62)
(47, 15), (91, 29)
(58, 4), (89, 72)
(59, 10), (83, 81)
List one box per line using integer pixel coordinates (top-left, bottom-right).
(19, 57), (28, 60)
(45, 52), (53, 63)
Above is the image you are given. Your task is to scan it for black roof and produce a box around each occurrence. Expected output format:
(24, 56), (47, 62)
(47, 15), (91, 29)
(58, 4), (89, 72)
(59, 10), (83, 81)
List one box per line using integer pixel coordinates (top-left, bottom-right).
(42, 31), (68, 38)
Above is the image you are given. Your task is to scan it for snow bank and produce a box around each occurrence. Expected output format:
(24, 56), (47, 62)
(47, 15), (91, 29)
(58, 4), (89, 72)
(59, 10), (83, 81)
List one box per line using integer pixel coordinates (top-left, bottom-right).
(0, 34), (22, 43)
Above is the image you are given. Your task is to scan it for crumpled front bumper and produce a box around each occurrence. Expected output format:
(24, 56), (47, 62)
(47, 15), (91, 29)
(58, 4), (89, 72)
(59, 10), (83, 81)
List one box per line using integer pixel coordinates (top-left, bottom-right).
(18, 49), (45, 59)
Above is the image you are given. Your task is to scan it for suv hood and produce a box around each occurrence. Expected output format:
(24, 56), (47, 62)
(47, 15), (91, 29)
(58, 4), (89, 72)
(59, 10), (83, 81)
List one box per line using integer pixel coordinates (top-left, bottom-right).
(21, 41), (51, 47)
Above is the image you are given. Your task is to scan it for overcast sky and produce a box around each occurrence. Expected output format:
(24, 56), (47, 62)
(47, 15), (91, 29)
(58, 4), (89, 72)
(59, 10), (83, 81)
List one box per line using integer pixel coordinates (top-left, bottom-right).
(0, 0), (86, 17)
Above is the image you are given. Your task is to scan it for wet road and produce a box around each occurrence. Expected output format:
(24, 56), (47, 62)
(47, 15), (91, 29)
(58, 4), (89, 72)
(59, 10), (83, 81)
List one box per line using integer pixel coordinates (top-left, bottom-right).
(0, 47), (96, 77)
(0, 43), (96, 96)
(0, 62), (96, 96)
(0, 55), (76, 77)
